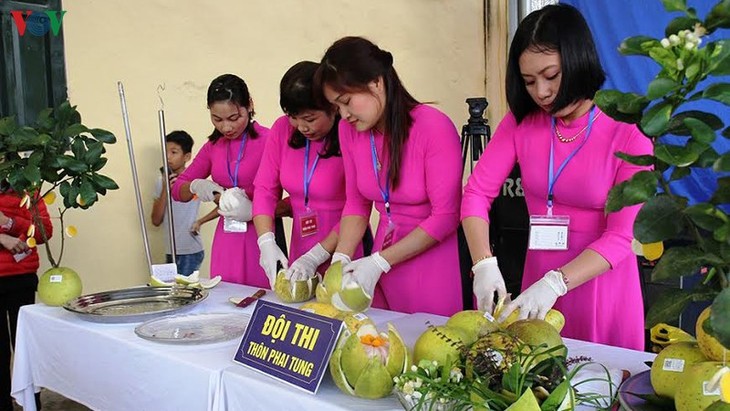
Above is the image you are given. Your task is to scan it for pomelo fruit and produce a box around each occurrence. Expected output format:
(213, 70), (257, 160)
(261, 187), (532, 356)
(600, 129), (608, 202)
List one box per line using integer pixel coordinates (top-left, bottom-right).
(445, 310), (500, 345)
(650, 341), (707, 398)
(38, 266), (83, 306)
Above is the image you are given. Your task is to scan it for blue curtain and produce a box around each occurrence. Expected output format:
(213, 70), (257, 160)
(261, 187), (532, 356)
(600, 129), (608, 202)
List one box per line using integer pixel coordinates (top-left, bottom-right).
(562, 0), (730, 206)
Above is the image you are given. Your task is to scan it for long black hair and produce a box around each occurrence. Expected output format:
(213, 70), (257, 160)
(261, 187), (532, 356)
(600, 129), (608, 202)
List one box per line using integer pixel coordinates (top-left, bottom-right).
(506, 4), (605, 123)
(315, 36), (419, 189)
(280, 61), (340, 158)
(206, 74), (259, 143)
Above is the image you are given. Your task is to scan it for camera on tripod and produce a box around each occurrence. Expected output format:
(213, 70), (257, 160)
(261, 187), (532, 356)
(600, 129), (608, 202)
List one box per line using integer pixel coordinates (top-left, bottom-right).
(461, 97), (491, 171)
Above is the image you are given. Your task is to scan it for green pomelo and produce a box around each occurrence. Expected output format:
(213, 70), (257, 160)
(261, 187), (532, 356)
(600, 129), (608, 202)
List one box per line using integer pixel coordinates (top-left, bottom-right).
(650, 341), (707, 399)
(353, 359), (394, 399)
(38, 267), (83, 306)
(674, 362), (725, 411)
(413, 325), (467, 367)
(332, 282), (372, 313)
(385, 323), (409, 377)
(317, 261), (343, 304)
(329, 348), (356, 396)
(340, 329), (370, 387)
(273, 271), (319, 303)
(446, 310), (500, 345)
(507, 319), (567, 363)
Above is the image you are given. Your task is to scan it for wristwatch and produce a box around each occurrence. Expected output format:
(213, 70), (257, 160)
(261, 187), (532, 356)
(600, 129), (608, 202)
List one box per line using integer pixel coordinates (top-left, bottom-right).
(0, 217), (13, 233)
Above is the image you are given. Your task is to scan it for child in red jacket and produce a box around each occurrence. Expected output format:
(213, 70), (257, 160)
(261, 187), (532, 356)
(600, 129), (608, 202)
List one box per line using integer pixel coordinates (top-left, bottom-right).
(0, 181), (52, 411)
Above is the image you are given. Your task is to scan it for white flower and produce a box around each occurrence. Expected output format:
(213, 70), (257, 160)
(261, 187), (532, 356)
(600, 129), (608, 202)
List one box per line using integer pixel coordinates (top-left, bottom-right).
(411, 365), (418, 372)
(414, 378), (423, 388)
(412, 391), (423, 400)
(678, 29), (689, 39)
(669, 34), (680, 46)
(402, 381), (415, 395)
(686, 33), (698, 44)
(693, 23), (707, 38)
(685, 42), (696, 50)
(661, 38), (671, 48)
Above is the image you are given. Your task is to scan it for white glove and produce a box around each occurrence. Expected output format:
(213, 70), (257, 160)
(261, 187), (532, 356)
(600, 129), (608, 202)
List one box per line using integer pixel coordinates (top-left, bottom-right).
(190, 179), (224, 202)
(498, 270), (567, 322)
(218, 187), (252, 222)
(286, 243), (331, 281)
(330, 252), (352, 266)
(473, 256), (507, 313)
(257, 232), (288, 288)
(341, 252), (391, 299)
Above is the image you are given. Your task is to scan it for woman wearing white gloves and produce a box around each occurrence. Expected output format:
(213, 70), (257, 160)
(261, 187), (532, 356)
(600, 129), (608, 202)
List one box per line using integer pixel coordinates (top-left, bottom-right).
(253, 61), (367, 288)
(173, 74), (287, 287)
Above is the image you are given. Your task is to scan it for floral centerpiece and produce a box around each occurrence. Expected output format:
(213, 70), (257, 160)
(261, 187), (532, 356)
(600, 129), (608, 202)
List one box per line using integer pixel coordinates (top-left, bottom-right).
(0, 101), (118, 305)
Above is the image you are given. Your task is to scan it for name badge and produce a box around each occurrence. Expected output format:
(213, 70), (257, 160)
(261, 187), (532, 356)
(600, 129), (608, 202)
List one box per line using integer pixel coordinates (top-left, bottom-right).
(300, 210), (319, 237)
(528, 215), (569, 250)
(224, 217), (248, 233)
(381, 222), (397, 250)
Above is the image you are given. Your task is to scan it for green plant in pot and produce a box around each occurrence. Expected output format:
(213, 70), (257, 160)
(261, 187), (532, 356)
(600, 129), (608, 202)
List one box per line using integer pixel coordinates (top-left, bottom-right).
(0, 101), (118, 306)
(594, 0), (730, 355)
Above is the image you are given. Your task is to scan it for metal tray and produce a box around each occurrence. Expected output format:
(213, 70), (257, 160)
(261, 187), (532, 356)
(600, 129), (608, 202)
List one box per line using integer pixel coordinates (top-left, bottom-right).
(135, 312), (250, 344)
(63, 286), (208, 323)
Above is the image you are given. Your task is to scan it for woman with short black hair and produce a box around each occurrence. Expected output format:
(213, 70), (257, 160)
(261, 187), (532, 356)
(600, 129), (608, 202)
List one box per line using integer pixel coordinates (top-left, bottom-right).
(463, 4), (651, 350)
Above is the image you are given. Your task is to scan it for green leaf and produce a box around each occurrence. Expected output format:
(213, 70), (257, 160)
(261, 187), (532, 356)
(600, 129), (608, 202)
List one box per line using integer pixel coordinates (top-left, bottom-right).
(634, 195), (685, 243)
(645, 288), (693, 328)
(614, 152), (655, 166)
(684, 203), (728, 231)
(63, 123), (88, 138)
(665, 16), (700, 37)
(654, 144), (700, 167)
(661, 0), (686, 12)
(89, 128), (116, 144)
(714, 222), (730, 242)
(22, 165), (41, 186)
(618, 36), (661, 57)
(605, 171), (658, 213)
(90, 173), (119, 191)
(670, 166), (691, 181)
(640, 101), (673, 136)
(667, 111), (723, 136)
(714, 152), (730, 171)
(91, 157), (108, 172)
(711, 177), (730, 205)
(84, 141), (104, 164)
(59, 181), (70, 198)
(705, 0), (730, 31)
(540, 379), (570, 411)
(703, 83), (730, 106)
(651, 246), (705, 281)
(594, 90), (646, 124)
(79, 179), (97, 208)
(646, 78), (680, 100)
(0, 116), (18, 136)
(684, 118), (717, 144)
(697, 147), (721, 168)
(71, 138), (87, 159)
(710, 288), (730, 348)
(56, 155), (88, 174)
(707, 40), (730, 75)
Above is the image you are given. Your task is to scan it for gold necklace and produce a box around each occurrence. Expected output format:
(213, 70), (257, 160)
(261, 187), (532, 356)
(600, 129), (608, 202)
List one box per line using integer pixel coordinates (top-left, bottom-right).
(555, 110), (601, 143)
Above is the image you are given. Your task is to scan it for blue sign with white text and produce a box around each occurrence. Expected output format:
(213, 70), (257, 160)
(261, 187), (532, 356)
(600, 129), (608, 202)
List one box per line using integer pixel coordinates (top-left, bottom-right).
(233, 299), (343, 394)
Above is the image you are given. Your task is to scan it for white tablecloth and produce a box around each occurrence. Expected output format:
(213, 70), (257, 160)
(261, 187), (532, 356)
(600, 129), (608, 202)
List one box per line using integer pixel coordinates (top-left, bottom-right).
(219, 312), (656, 411)
(10, 282), (407, 411)
(12, 286), (654, 411)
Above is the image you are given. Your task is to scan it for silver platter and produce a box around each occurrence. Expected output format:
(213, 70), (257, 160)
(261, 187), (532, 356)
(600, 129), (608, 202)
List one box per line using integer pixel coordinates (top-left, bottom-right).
(63, 286), (208, 323)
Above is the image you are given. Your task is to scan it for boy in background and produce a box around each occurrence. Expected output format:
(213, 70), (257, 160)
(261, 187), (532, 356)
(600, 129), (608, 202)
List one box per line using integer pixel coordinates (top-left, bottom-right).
(151, 131), (217, 275)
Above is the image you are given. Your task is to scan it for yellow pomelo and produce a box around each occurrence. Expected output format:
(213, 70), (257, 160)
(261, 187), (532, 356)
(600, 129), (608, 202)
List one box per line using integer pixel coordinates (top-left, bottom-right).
(500, 308), (565, 333)
(650, 341), (707, 398)
(445, 310), (500, 345)
(413, 325), (467, 367)
(675, 362), (725, 411)
(507, 319), (567, 363)
(697, 307), (728, 361)
(299, 301), (342, 318)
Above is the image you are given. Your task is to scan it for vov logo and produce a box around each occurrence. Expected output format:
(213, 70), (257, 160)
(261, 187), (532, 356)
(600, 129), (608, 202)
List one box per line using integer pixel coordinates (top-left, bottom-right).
(9, 10), (66, 37)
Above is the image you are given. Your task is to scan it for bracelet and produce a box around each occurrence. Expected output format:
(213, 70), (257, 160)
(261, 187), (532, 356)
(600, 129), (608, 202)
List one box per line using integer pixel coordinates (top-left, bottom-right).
(556, 268), (569, 287)
(0, 217), (13, 232)
(472, 254), (494, 266)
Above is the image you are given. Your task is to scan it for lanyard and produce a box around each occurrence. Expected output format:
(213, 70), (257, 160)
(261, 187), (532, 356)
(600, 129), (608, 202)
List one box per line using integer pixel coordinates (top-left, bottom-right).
(227, 132), (247, 188)
(303, 139), (320, 209)
(370, 131), (392, 221)
(547, 106), (597, 214)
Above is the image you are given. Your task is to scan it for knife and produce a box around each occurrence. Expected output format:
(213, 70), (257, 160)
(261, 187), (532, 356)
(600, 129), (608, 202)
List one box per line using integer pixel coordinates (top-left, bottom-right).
(236, 289), (266, 308)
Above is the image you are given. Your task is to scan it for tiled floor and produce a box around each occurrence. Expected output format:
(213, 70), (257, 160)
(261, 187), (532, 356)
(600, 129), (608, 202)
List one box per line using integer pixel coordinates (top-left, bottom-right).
(13, 389), (89, 411)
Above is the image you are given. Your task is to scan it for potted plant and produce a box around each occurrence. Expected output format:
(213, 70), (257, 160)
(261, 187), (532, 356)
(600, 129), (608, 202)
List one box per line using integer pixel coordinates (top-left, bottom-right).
(594, 0), (729, 354)
(0, 101), (118, 305)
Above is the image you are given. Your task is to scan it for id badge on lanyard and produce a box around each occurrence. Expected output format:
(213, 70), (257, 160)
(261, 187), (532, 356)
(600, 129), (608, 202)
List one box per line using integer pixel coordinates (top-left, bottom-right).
(371, 131), (397, 250)
(224, 133), (248, 233)
(528, 106), (597, 251)
(300, 140), (320, 237)
(528, 214), (569, 250)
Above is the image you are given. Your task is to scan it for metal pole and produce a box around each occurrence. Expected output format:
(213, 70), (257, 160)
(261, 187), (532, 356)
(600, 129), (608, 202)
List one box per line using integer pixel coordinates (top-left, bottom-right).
(158, 110), (177, 263)
(117, 82), (153, 275)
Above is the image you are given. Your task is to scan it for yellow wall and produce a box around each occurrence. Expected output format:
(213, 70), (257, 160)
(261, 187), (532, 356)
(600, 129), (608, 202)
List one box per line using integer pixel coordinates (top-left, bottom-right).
(48, 0), (497, 292)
